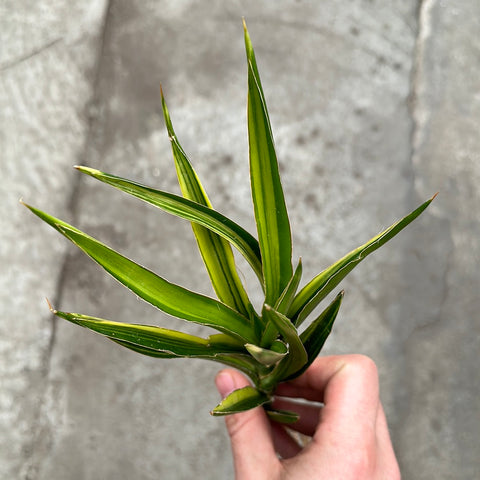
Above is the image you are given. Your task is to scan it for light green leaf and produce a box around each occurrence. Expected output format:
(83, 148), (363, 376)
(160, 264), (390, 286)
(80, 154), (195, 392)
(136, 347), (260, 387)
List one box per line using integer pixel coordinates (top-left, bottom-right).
(275, 258), (303, 314)
(244, 21), (292, 306)
(52, 307), (247, 357)
(259, 259), (302, 347)
(207, 333), (246, 350)
(245, 343), (287, 366)
(75, 166), (263, 285)
(211, 386), (270, 416)
(24, 203), (256, 343)
(161, 90), (255, 318)
(259, 305), (308, 391)
(289, 195), (436, 325)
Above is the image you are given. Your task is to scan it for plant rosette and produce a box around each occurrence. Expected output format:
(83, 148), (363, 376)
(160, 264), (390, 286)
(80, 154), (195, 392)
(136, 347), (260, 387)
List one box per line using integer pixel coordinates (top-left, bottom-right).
(23, 20), (435, 424)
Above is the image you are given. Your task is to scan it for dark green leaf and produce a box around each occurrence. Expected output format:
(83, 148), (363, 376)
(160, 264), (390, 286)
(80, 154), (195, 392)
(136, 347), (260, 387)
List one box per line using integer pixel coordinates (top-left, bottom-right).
(111, 340), (261, 380)
(265, 407), (299, 424)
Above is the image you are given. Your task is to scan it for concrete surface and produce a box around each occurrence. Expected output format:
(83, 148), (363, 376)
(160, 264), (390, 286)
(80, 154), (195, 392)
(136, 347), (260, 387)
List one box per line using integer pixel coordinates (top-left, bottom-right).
(1, 1), (479, 479)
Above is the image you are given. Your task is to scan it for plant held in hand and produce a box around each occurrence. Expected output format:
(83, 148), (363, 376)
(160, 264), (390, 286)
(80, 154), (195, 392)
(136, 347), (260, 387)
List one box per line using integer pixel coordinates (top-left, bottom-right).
(23, 21), (435, 423)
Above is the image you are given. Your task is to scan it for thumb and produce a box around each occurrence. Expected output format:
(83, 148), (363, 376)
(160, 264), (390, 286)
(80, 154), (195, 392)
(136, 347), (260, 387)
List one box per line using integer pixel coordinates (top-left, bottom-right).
(215, 369), (280, 479)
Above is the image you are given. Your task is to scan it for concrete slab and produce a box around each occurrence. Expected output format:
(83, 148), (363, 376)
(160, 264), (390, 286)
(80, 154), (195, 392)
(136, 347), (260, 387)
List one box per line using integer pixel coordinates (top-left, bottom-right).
(2, 1), (478, 478)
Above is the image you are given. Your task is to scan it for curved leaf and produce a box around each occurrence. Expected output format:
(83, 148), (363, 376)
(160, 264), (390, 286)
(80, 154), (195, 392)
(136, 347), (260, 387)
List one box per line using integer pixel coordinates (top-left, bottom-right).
(24, 203), (256, 343)
(245, 343), (287, 366)
(111, 340), (261, 380)
(75, 166), (263, 284)
(52, 307), (247, 357)
(259, 306), (307, 391)
(211, 386), (270, 416)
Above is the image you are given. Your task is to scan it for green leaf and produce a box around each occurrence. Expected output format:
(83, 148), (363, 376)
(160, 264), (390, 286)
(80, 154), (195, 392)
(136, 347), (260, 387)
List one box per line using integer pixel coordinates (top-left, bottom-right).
(275, 258), (303, 314)
(286, 291), (343, 381)
(24, 203), (256, 343)
(261, 259), (303, 349)
(259, 305), (308, 391)
(161, 90), (255, 318)
(245, 343), (287, 366)
(110, 340), (262, 380)
(75, 166), (263, 285)
(289, 195), (436, 325)
(244, 21), (292, 306)
(207, 333), (247, 350)
(211, 386), (270, 416)
(52, 307), (261, 380)
(52, 307), (247, 357)
(265, 408), (299, 424)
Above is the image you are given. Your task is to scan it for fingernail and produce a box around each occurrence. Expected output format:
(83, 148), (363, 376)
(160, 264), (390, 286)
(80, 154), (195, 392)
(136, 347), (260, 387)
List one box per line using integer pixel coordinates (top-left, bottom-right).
(215, 371), (235, 398)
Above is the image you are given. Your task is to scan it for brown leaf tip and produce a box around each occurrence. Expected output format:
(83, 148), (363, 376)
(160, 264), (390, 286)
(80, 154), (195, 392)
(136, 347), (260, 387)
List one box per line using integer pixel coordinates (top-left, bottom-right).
(45, 298), (57, 314)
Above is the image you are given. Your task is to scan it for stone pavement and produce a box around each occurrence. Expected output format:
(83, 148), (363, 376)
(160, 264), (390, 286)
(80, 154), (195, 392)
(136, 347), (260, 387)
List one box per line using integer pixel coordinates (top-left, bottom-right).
(1, 1), (479, 479)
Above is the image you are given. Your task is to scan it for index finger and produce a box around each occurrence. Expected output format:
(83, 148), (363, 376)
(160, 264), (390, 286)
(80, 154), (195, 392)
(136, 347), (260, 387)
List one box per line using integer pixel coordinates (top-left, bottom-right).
(275, 355), (380, 438)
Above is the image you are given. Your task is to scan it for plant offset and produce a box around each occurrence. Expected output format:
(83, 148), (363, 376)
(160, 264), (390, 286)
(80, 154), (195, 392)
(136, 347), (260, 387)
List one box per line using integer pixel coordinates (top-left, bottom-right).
(24, 22), (434, 423)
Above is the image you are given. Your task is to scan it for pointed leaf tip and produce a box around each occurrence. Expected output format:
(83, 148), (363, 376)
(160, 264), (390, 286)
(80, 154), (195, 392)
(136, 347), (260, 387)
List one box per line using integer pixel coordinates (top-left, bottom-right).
(45, 298), (57, 314)
(245, 25), (293, 303)
(210, 386), (270, 416)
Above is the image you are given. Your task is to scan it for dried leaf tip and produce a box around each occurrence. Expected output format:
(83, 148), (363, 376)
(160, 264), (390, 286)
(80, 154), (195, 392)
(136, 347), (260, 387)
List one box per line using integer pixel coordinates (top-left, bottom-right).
(45, 298), (57, 314)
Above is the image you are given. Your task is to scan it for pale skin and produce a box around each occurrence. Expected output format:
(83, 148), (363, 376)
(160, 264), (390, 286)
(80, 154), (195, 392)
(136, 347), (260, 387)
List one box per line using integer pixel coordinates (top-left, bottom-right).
(215, 355), (401, 480)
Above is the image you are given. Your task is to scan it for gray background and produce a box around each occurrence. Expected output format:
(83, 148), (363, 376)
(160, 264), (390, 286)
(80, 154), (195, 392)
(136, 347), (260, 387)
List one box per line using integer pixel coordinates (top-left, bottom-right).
(1, 1), (479, 479)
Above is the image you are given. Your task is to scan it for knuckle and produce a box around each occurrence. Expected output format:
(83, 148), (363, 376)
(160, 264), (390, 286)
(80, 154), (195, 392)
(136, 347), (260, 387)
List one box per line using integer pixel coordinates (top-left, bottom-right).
(346, 354), (379, 379)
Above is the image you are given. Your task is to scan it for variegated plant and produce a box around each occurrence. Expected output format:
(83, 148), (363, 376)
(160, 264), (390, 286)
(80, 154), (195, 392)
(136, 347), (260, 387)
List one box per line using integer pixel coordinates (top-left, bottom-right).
(23, 22), (435, 423)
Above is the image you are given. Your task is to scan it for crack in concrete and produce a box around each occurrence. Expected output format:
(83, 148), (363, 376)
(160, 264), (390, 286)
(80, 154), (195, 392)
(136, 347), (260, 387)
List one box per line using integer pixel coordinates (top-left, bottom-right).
(22, 2), (113, 479)
(406, 233), (453, 343)
(42, 0), (114, 383)
(405, 0), (450, 335)
(0, 38), (63, 73)
(408, 0), (436, 173)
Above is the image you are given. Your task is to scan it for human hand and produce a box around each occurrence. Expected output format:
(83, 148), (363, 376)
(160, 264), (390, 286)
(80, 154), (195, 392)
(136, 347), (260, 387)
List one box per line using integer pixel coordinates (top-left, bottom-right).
(215, 354), (401, 479)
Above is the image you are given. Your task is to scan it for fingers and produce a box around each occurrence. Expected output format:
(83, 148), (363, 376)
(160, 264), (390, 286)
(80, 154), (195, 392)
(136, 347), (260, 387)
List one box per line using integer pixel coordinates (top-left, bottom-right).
(215, 369), (281, 479)
(216, 356), (400, 479)
(271, 397), (321, 437)
(316, 354), (380, 441)
(276, 355), (380, 442)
